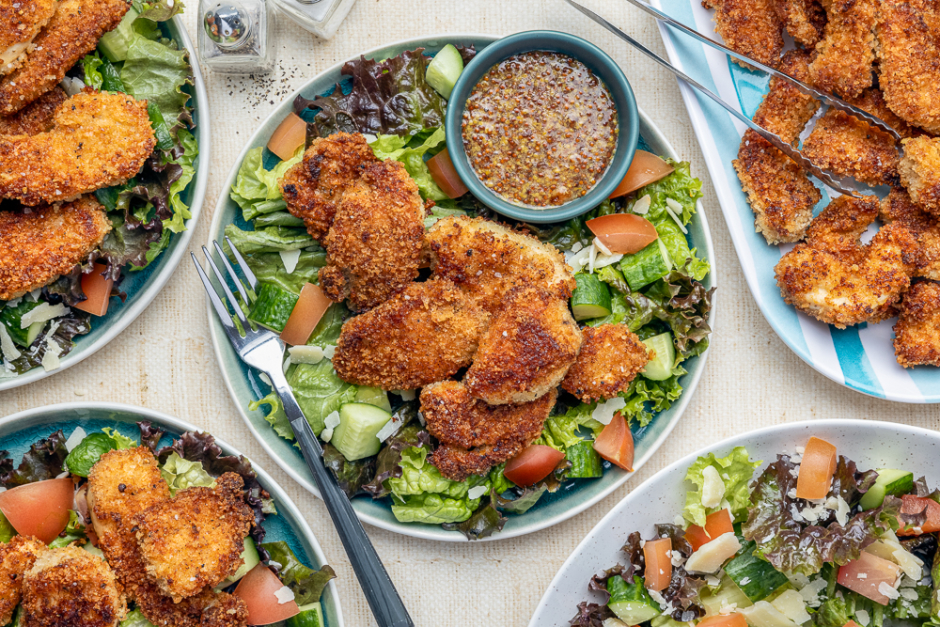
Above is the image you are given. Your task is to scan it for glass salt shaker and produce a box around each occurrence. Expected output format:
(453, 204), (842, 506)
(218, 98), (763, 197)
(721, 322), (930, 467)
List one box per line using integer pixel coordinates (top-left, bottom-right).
(271, 0), (356, 40)
(198, 0), (275, 73)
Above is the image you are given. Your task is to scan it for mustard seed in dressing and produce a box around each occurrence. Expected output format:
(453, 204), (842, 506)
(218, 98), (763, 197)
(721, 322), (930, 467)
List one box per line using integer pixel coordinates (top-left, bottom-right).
(461, 51), (618, 208)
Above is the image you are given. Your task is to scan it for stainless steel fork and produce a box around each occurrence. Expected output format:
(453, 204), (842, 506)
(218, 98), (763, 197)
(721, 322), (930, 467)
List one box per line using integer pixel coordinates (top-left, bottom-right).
(193, 237), (413, 627)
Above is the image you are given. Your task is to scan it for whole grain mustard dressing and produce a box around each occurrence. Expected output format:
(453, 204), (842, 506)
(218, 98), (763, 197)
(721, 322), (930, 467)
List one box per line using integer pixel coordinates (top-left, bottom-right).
(461, 51), (618, 208)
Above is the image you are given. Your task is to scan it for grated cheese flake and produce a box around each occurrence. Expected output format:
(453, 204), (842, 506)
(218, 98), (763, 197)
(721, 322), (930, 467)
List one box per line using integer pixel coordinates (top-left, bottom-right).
(65, 427), (87, 452)
(273, 585), (295, 604)
(20, 302), (67, 328)
(591, 397), (627, 425)
(467, 485), (488, 500)
(279, 249), (301, 274)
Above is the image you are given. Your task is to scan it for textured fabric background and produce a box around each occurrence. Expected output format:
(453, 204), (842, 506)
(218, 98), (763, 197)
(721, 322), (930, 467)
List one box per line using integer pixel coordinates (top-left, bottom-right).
(1, 1), (938, 625)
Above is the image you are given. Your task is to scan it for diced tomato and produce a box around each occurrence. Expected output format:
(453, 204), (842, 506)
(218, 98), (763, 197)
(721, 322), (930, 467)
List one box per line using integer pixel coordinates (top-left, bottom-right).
(697, 614), (748, 627)
(427, 149), (468, 199)
(843, 622), (861, 627)
(643, 537), (672, 591)
(503, 445), (565, 487)
(585, 213), (659, 255)
(685, 509), (734, 551)
(234, 564), (300, 625)
(267, 113), (307, 161)
(837, 551), (901, 605)
(609, 150), (675, 199)
(796, 436), (837, 500)
(280, 283), (332, 346)
(593, 413), (634, 472)
(73, 263), (113, 317)
(0, 477), (74, 543)
(897, 495), (940, 535)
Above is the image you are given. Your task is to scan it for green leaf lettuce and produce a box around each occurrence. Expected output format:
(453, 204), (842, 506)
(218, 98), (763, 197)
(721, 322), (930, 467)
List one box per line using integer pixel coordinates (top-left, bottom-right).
(683, 446), (760, 527)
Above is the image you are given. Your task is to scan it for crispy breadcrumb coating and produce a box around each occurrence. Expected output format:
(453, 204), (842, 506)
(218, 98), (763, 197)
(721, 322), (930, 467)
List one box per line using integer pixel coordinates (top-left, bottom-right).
(881, 187), (940, 281)
(0, 0), (57, 76)
(846, 88), (919, 140)
(0, 536), (45, 625)
(701, 0), (784, 69)
(21, 546), (126, 627)
(134, 473), (253, 602)
(465, 286), (581, 405)
(280, 132), (380, 242)
(333, 278), (489, 391)
(809, 0), (877, 98)
(899, 136), (940, 217)
(772, 0), (826, 47)
(422, 381), (557, 482)
(876, 0), (940, 134)
(133, 584), (248, 627)
(802, 105), (901, 187)
(894, 280), (940, 367)
(0, 86), (66, 136)
(0, 196), (111, 300)
(428, 215), (575, 314)
(775, 195), (916, 327)
(0, 0), (130, 114)
(752, 50), (819, 144)
(0, 90), (155, 206)
(562, 325), (651, 403)
(318, 160), (425, 311)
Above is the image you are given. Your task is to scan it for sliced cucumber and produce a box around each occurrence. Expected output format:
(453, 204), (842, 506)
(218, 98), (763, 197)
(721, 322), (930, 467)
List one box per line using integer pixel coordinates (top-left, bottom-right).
(724, 539), (789, 602)
(98, 6), (140, 62)
(571, 273), (612, 321)
(567, 440), (603, 479)
(0, 300), (44, 347)
(248, 282), (299, 333)
(607, 575), (661, 625)
(700, 575), (753, 616)
(426, 44), (464, 99)
(331, 403), (392, 461)
(860, 469), (915, 510)
(288, 603), (324, 627)
(641, 332), (675, 381)
(619, 239), (670, 291)
(355, 386), (392, 412)
(224, 537), (260, 584)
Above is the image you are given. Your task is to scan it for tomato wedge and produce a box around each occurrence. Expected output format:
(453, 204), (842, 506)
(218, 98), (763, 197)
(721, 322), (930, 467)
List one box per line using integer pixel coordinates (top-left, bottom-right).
(280, 283), (332, 346)
(586, 214), (658, 255)
(503, 445), (565, 487)
(427, 149), (468, 199)
(796, 436), (837, 500)
(685, 509), (734, 551)
(643, 537), (672, 591)
(837, 552), (900, 605)
(234, 564), (300, 625)
(593, 413), (634, 471)
(73, 263), (113, 317)
(267, 113), (307, 161)
(897, 495), (940, 535)
(0, 477), (74, 543)
(609, 150), (674, 199)
(844, 622), (861, 627)
(698, 614), (748, 627)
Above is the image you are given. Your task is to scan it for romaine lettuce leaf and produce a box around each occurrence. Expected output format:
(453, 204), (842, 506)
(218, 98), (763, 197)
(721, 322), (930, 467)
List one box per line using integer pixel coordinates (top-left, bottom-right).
(620, 374), (685, 427)
(163, 127), (198, 233)
(102, 428), (136, 450)
(652, 217), (709, 281)
(249, 392), (294, 441)
(230, 146), (302, 218)
(286, 360), (358, 435)
(48, 510), (87, 548)
(391, 492), (481, 525)
(369, 127), (448, 200)
(630, 159), (703, 225)
(388, 446), (479, 499)
(160, 451), (216, 494)
(120, 35), (192, 135)
(0, 512), (15, 543)
(137, 0), (185, 21)
(682, 446), (760, 527)
(261, 540), (336, 605)
(536, 403), (604, 452)
(223, 224), (314, 254)
(239, 250), (325, 295)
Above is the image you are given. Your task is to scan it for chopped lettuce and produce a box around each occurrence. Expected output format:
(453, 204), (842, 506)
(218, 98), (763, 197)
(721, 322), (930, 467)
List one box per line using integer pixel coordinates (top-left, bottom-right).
(369, 127), (448, 200)
(223, 224), (314, 254)
(629, 159), (703, 225)
(137, 0), (185, 21)
(261, 541), (336, 605)
(391, 492), (482, 525)
(230, 146), (303, 219)
(652, 217), (709, 281)
(161, 451), (216, 494)
(48, 510), (87, 548)
(323, 443), (375, 498)
(537, 403), (604, 452)
(118, 609), (158, 627)
(287, 361), (357, 436)
(0, 512), (15, 543)
(388, 446), (488, 525)
(683, 446), (760, 527)
(389, 446), (479, 499)
(102, 427), (136, 450)
(121, 35), (192, 135)
(163, 127), (198, 233)
(249, 392), (294, 441)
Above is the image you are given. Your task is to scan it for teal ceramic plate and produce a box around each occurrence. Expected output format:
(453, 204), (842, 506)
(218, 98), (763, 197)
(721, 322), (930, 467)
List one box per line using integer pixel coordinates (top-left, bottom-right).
(0, 402), (344, 627)
(0, 18), (210, 391)
(206, 34), (716, 542)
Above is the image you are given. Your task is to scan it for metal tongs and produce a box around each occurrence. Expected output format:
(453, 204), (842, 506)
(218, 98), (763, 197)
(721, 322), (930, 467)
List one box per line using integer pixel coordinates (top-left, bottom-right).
(563, 0), (902, 197)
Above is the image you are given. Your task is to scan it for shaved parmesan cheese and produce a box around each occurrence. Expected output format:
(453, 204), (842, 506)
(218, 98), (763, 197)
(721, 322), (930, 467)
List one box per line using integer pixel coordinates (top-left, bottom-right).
(322, 345), (336, 359)
(65, 427), (88, 452)
(664, 203), (688, 234)
(633, 194), (652, 215)
(770, 589), (812, 625)
(467, 485), (487, 500)
(282, 354), (292, 373)
(273, 585), (295, 604)
(571, 242), (584, 253)
(320, 427), (334, 442)
(588, 242), (598, 273)
(593, 237), (613, 257)
(591, 397), (626, 425)
(567, 246), (591, 270)
(20, 302), (67, 328)
(878, 582), (900, 600)
(397, 389), (416, 401)
(603, 618), (630, 627)
(740, 601), (800, 627)
(594, 252), (624, 269)
(259, 373), (272, 386)
(685, 532), (741, 574)
(288, 345), (324, 365)
(375, 417), (401, 442)
(0, 325), (21, 361)
(41, 338), (63, 372)
(279, 249), (301, 274)
(324, 411), (341, 430)
(701, 465), (726, 508)
(855, 610), (870, 626)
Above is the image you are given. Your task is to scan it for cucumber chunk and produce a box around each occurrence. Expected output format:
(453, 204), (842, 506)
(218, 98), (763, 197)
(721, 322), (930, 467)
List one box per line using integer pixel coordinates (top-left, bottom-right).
(98, 6), (140, 62)
(725, 538), (789, 601)
(331, 403), (392, 461)
(860, 469), (915, 510)
(700, 575), (753, 616)
(288, 603), (324, 627)
(248, 282), (299, 333)
(224, 538), (260, 584)
(606, 575), (661, 625)
(0, 300), (44, 347)
(426, 44), (464, 99)
(571, 274), (612, 321)
(641, 332), (675, 381)
(567, 440), (603, 479)
(619, 239), (670, 291)
(355, 386), (392, 412)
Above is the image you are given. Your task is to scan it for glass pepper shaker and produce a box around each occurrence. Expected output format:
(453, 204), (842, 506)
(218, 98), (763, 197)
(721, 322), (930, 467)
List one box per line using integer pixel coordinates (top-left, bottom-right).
(271, 0), (356, 40)
(198, 0), (275, 73)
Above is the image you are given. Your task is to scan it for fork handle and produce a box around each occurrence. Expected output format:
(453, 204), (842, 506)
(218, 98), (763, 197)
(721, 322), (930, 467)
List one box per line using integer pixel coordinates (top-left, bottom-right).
(267, 368), (414, 627)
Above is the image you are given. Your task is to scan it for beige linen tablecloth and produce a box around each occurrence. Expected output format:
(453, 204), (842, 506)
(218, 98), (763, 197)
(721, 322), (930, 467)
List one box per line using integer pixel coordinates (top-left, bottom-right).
(1, 1), (938, 625)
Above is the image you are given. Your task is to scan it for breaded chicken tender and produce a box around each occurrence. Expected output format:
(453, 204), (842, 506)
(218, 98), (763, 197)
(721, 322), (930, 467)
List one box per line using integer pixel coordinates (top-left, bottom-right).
(0, 0), (129, 114)
(899, 136), (940, 217)
(333, 278), (489, 390)
(428, 216), (576, 314)
(809, 0), (877, 98)
(422, 381), (557, 481)
(0, 91), (155, 206)
(318, 160), (425, 310)
(0, 86), (66, 136)
(134, 473), (253, 602)
(893, 280), (940, 367)
(701, 0), (784, 69)
(0, 196), (111, 300)
(847, 88), (919, 140)
(280, 132), (380, 242)
(562, 325), (650, 403)
(802, 105), (901, 187)
(753, 50), (819, 144)
(464, 286), (581, 405)
(0, 0), (57, 76)
(772, 0), (826, 47)
(0, 536), (45, 625)
(881, 187), (940, 280)
(134, 584), (248, 627)
(21, 546), (126, 627)
(775, 195), (916, 327)
(876, 0), (940, 134)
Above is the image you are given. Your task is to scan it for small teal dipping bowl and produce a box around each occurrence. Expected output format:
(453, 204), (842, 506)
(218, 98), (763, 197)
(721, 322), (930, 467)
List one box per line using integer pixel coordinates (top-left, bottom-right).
(445, 30), (639, 224)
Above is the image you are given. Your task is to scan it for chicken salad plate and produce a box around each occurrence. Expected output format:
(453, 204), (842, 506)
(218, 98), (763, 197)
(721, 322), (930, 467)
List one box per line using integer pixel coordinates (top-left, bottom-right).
(640, 0), (940, 402)
(0, 402), (343, 627)
(531, 419), (940, 627)
(206, 33), (715, 541)
(0, 1), (208, 390)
